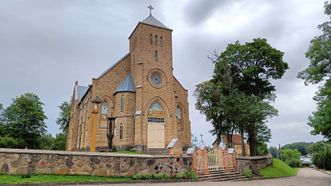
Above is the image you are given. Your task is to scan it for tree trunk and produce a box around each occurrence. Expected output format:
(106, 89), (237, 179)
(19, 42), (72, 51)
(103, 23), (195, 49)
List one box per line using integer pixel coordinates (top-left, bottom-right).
(213, 133), (222, 148)
(240, 131), (246, 156)
(248, 129), (257, 156)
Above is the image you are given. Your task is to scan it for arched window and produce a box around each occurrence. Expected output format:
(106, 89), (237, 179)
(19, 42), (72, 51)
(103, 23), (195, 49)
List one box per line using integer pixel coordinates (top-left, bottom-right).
(154, 35), (158, 46)
(176, 106), (182, 120)
(148, 102), (165, 123)
(160, 36), (164, 47)
(176, 106), (183, 128)
(120, 95), (124, 112)
(154, 50), (158, 61)
(149, 102), (163, 112)
(150, 34), (153, 45)
(119, 124), (123, 140)
(101, 101), (108, 115)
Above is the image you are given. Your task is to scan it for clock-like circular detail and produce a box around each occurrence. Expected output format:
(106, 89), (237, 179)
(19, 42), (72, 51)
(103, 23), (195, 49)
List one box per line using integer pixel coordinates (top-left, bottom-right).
(150, 72), (162, 86)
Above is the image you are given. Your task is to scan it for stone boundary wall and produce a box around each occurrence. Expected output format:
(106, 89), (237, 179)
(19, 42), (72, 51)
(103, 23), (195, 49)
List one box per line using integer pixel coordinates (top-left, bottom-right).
(0, 148), (192, 176)
(236, 155), (272, 175)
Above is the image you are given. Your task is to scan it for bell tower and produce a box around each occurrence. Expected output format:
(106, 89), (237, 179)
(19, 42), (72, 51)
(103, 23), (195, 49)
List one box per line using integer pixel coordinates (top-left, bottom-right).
(129, 6), (178, 151)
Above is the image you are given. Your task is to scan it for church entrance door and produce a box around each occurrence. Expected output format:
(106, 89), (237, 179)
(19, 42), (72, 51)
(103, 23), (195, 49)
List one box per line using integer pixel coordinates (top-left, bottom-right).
(147, 122), (165, 148)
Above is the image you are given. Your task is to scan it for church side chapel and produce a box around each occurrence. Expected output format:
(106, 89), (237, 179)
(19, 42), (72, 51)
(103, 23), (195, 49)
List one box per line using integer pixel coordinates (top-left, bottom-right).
(67, 6), (191, 155)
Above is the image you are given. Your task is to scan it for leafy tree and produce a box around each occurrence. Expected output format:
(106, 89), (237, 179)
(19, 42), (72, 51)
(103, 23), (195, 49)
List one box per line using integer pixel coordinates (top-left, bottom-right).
(256, 141), (268, 156)
(256, 124), (272, 156)
(195, 38), (286, 156)
(0, 103), (4, 136)
(282, 149), (302, 167)
(269, 146), (280, 158)
(195, 80), (234, 146)
(2, 93), (47, 149)
(215, 38), (286, 156)
(214, 38), (288, 100)
(282, 142), (313, 155)
(52, 133), (67, 150)
(56, 101), (71, 133)
(40, 133), (55, 150)
(298, 1), (331, 141)
(311, 142), (331, 170)
(0, 136), (25, 148)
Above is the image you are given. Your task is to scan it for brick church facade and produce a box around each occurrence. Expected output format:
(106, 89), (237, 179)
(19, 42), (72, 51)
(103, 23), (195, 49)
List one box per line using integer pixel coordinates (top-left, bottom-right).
(67, 10), (191, 154)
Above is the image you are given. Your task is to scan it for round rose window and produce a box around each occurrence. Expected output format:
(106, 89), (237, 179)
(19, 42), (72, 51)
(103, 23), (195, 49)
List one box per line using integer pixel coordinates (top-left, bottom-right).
(150, 72), (162, 86)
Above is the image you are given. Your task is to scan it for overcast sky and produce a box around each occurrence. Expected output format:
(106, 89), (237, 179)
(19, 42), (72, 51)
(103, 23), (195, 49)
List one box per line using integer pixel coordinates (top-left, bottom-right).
(0, 0), (327, 147)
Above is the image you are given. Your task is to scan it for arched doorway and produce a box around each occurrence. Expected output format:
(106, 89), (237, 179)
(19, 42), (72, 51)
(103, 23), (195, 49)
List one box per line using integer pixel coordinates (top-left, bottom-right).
(147, 102), (165, 148)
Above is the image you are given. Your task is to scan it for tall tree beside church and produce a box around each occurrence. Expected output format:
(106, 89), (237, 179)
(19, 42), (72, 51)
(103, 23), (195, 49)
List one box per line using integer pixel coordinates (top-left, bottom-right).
(195, 80), (235, 146)
(195, 38), (288, 156)
(56, 101), (71, 133)
(2, 93), (47, 149)
(50, 101), (71, 150)
(298, 1), (331, 141)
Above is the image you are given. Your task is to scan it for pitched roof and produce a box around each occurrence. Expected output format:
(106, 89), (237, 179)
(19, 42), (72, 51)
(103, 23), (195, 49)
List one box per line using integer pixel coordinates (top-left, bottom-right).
(114, 74), (135, 94)
(129, 15), (172, 39)
(97, 53), (130, 79)
(141, 15), (169, 30)
(76, 85), (89, 101)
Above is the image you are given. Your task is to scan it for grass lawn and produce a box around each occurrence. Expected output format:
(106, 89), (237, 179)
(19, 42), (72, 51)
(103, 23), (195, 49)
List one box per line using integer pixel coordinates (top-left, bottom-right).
(0, 174), (131, 185)
(259, 158), (298, 178)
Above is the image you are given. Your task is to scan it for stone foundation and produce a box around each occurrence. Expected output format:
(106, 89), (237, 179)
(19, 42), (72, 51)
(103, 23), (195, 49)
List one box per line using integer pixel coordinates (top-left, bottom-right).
(0, 148), (192, 176)
(236, 155), (272, 175)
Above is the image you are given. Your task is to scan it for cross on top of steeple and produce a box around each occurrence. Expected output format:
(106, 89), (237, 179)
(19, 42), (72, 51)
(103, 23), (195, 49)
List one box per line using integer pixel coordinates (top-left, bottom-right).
(148, 5), (154, 16)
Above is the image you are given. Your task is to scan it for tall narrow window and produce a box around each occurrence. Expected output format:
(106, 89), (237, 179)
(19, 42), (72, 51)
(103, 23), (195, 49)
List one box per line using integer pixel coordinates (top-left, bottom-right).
(154, 50), (158, 61)
(119, 124), (123, 140)
(154, 35), (158, 46)
(150, 34), (153, 45)
(120, 95), (124, 112)
(101, 101), (108, 115)
(160, 36), (163, 47)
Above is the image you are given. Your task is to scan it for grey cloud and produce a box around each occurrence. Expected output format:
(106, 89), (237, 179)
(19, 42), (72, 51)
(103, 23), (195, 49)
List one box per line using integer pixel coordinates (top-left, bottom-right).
(184, 0), (229, 25)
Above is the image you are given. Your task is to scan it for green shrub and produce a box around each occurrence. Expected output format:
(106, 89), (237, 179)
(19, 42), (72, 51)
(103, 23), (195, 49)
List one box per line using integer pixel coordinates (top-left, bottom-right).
(153, 173), (168, 180)
(186, 170), (197, 180)
(131, 173), (142, 180)
(141, 173), (152, 180)
(242, 169), (253, 178)
(282, 149), (302, 167)
(175, 171), (186, 179)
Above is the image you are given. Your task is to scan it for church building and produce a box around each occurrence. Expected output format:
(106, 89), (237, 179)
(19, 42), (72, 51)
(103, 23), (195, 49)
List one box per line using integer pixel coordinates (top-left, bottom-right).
(67, 7), (191, 154)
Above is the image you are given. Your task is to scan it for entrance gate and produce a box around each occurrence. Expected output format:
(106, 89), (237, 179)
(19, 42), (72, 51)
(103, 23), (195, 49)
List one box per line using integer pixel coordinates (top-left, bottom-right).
(207, 149), (219, 171)
(193, 147), (237, 175)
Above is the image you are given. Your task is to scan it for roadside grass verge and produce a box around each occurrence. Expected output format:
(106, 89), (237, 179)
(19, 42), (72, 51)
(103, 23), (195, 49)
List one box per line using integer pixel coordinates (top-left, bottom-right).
(0, 174), (131, 185)
(259, 158), (298, 178)
(0, 170), (197, 184)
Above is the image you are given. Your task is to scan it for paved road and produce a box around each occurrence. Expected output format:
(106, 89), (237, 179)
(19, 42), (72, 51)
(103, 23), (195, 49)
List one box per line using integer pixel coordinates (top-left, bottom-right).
(65, 168), (331, 186)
